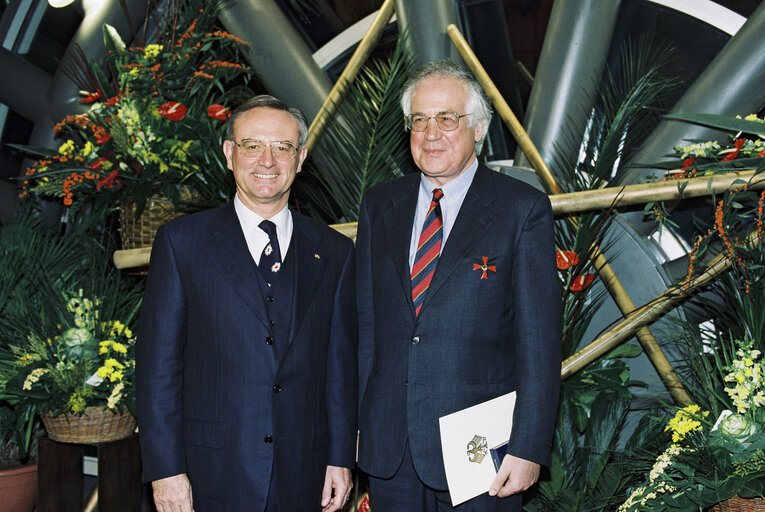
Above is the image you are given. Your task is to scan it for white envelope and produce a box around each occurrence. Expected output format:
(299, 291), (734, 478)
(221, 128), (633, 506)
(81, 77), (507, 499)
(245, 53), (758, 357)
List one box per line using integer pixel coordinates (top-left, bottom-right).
(438, 392), (516, 506)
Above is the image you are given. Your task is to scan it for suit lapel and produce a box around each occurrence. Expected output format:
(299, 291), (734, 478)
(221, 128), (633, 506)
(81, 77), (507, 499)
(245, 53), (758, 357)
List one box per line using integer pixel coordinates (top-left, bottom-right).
(204, 203), (270, 328)
(381, 174), (420, 312)
(421, 166), (498, 310)
(287, 213), (325, 349)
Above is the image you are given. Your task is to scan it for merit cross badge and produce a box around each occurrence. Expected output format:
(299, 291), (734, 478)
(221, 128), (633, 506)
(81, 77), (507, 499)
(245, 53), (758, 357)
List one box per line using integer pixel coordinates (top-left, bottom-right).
(473, 257), (496, 279)
(466, 434), (488, 464)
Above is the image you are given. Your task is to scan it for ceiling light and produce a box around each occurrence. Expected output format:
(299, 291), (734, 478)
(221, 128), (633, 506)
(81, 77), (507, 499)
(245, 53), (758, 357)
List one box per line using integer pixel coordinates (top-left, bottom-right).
(48, 0), (75, 7)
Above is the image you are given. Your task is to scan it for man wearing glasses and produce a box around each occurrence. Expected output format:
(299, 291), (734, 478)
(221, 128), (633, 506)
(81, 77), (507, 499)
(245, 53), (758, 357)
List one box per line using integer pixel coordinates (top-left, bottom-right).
(137, 95), (357, 512)
(356, 61), (560, 511)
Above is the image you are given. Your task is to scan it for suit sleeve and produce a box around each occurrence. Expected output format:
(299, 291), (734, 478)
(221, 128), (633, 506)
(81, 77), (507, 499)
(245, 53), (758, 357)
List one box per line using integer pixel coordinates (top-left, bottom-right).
(355, 192), (375, 414)
(325, 237), (359, 468)
(506, 194), (561, 466)
(135, 225), (188, 482)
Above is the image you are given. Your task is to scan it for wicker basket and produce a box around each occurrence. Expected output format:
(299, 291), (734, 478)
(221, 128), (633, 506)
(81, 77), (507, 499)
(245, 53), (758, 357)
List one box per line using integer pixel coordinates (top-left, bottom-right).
(710, 495), (765, 511)
(41, 406), (136, 444)
(118, 195), (180, 250)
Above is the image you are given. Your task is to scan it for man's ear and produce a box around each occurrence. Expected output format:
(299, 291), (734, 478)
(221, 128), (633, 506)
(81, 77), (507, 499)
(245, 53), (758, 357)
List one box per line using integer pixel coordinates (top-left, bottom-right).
(295, 145), (308, 174)
(223, 139), (235, 171)
(474, 120), (485, 143)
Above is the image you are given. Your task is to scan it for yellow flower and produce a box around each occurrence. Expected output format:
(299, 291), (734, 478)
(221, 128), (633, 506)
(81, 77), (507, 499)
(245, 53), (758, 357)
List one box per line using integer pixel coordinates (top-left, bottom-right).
(58, 140), (75, 155)
(66, 392), (86, 415)
(143, 44), (163, 59)
(16, 353), (41, 367)
(111, 342), (127, 354)
(97, 366), (110, 379)
(82, 141), (95, 157)
(104, 358), (125, 370)
(22, 368), (49, 390)
(665, 405), (708, 443)
(109, 370), (124, 382)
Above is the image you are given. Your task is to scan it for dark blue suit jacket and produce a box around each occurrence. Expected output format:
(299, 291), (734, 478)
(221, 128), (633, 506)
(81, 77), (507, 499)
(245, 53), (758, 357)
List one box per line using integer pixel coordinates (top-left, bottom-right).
(136, 202), (357, 511)
(356, 165), (560, 490)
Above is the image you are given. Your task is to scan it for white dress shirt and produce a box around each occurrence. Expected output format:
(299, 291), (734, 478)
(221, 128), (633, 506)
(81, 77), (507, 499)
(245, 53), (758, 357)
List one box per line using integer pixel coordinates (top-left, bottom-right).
(408, 158), (479, 270)
(234, 195), (293, 265)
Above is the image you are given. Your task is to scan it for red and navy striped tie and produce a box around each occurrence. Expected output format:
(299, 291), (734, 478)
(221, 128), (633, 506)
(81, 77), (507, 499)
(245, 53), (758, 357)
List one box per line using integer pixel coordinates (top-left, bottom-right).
(411, 188), (444, 316)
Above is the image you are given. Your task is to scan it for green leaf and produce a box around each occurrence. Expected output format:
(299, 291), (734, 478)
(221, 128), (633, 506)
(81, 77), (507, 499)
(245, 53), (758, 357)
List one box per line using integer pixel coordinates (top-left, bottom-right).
(102, 23), (126, 52)
(665, 113), (765, 135)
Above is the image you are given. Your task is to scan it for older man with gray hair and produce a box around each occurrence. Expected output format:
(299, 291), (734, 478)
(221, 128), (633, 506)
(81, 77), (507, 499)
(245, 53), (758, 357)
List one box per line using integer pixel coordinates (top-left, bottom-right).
(356, 60), (561, 511)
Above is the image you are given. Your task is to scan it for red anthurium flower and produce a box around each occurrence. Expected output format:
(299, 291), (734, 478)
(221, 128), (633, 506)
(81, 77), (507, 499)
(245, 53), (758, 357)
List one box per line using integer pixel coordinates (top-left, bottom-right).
(569, 273), (595, 292)
(95, 133), (111, 145)
(721, 149), (739, 162)
(80, 90), (102, 104)
(96, 169), (120, 191)
(207, 104), (230, 120)
(682, 157), (694, 169)
(88, 157), (109, 171)
(758, 149), (765, 157)
(734, 138), (746, 149)
(158, 101), (188, 121)
(104, 94), (121, 108)
(556, 250), (579, 270)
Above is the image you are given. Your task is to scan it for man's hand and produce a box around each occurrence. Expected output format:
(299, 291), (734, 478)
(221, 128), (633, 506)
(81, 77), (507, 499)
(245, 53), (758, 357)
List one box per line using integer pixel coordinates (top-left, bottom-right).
(488, 454), (540, 498)
(321, 465), (352, 511)
(152, 473), (194, 512)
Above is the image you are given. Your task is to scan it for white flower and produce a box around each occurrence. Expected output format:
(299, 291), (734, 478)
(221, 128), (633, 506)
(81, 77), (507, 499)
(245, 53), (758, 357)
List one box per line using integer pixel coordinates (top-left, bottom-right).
(264, 244), (273, 256)
(271, 262), (281, 273)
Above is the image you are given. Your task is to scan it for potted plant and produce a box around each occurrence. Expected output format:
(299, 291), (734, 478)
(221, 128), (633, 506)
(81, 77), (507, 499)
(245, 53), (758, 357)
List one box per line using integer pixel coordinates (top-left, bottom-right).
(15, 0), (254, 244)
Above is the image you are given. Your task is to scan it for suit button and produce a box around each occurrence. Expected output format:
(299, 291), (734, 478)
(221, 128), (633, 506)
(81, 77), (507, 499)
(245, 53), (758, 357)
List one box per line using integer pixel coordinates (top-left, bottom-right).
(270, 321), (275, 327)
(273, 385), (282, 393)
(412, 336), (420, 345)
(265, 337), (274, 345)
(266, 296), (275, 303)
(264, 436), (273, 444)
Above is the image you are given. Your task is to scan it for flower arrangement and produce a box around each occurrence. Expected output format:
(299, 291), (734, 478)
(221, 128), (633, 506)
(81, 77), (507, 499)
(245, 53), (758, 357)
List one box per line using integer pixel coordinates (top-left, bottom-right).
(0, 289), (138, 418)
(18, 0), (254, 220)
(619, 337), (765, 511)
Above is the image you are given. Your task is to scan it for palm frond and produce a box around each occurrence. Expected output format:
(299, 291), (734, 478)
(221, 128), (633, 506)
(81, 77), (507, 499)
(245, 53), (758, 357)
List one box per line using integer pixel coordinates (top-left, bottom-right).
(298, 30), (415, 222)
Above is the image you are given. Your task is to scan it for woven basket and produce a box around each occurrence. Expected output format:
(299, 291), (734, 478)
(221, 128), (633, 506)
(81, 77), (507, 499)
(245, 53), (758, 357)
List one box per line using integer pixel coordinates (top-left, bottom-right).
(710, 495), (765, 511)
(118, 195), (180, 250)
(41, 406), (136, 444)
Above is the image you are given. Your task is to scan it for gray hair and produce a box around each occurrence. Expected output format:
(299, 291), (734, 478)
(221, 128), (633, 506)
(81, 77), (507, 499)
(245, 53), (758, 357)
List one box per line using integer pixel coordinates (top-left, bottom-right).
(226, 94), (308, 147)
(400, 60), (492, 153)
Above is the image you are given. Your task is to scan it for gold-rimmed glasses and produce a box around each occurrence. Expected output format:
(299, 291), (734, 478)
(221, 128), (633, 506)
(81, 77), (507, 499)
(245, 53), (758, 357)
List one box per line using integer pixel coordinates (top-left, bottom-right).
(230, 140), (299, 161)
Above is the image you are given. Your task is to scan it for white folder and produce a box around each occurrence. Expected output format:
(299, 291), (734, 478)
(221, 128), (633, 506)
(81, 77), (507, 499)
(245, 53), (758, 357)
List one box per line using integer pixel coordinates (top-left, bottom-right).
(438, 392), (516, 506)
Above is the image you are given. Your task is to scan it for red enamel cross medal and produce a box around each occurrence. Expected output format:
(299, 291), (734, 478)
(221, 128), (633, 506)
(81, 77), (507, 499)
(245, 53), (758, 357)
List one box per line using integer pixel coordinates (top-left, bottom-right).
(473, 257), (496, 279)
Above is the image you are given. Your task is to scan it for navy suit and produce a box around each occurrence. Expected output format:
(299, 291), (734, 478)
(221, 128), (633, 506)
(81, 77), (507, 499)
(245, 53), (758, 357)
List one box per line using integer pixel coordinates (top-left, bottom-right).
(356, 165), (560, 507)
(136, 202), (357, 512)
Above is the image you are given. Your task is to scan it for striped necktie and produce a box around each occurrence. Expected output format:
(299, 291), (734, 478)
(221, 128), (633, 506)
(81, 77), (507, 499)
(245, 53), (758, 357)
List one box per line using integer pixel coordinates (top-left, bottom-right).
(411, 188), (444, 316)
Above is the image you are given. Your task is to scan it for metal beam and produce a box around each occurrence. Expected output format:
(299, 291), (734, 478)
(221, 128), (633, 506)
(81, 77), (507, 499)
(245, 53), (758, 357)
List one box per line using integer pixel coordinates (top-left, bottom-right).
(218, 0), (332, 122)
(514, 0), (621, 171)
(393, 0), (460, 66)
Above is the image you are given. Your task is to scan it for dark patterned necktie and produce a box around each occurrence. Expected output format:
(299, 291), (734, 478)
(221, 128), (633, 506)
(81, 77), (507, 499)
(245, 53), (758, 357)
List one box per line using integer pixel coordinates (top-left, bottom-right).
(258, 220), (282, 285)
(411, 188), (444, 316)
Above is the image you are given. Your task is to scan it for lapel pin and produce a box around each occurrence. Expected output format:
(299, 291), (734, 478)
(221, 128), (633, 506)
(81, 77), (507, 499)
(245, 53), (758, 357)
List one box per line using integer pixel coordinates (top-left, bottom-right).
(314, 253), (321, 260)
(473, 257), (496, 279)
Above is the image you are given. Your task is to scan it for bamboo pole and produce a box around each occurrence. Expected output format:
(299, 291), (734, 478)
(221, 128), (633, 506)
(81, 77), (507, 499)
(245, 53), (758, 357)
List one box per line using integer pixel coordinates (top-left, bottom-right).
(446, 24), (563, 195)
(561, 230), (761, 380)
(113, 171), (761, 264)
(446, 23), (693, 405)
(552, 170), (759, 214)
(304, 0), (396, 154)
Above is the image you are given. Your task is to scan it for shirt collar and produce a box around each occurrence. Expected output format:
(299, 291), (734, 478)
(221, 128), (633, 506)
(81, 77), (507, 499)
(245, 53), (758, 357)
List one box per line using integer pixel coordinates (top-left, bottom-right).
(418, 158), (479, 197)
(234, 195), (291, 236)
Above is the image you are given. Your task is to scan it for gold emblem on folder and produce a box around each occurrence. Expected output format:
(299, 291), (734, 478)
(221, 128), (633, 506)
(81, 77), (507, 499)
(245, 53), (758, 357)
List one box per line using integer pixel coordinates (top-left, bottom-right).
(466, 434), (488, 464)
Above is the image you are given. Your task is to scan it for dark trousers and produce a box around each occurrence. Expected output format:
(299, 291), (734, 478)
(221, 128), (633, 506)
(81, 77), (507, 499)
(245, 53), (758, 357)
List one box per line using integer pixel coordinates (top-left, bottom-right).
(367, 441), (522, 512)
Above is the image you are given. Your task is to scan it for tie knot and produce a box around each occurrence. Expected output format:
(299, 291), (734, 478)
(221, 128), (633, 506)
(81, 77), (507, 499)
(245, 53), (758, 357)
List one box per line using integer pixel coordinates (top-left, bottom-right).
(259, 220), (277, 239)
(432, 188), (444, 202)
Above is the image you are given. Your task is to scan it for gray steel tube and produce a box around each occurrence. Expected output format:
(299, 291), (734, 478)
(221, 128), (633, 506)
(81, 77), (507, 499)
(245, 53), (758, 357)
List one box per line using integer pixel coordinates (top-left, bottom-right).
(393, 0), (460, 67)
(621, 2), (765, 185)
(219, 0), (332, 122)
(514, 0), (621, 171)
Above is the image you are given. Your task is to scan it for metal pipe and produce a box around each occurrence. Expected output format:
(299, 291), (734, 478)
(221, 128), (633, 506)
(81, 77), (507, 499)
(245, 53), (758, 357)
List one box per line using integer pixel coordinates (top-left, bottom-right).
(514, 0), (621, 171)
(305, 0), (396, 154)
(218, 0), (332, 122)
(393, 0), (459, 67)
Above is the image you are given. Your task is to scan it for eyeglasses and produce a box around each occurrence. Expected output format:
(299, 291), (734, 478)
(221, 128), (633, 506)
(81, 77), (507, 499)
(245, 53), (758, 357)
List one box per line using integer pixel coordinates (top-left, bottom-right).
(405, 112), (471, 132)
(230, 140), (299, 161)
